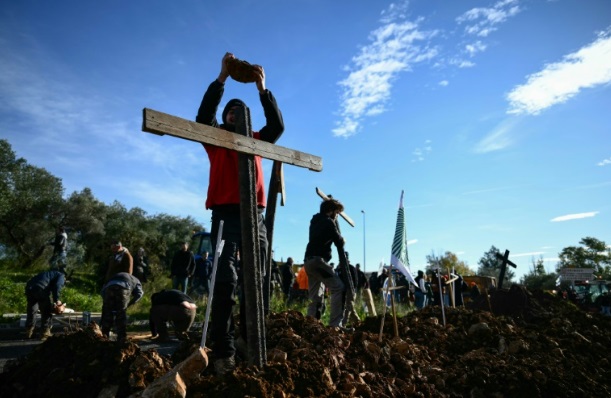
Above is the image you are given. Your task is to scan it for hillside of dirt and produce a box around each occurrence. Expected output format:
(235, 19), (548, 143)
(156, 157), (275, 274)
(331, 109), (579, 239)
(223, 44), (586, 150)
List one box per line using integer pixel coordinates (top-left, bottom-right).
(2, 285), (611, 397)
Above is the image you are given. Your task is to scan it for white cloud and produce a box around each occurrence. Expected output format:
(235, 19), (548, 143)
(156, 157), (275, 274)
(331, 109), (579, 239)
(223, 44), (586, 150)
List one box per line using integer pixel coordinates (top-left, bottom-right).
(333, 3), (438, 137)
(465, 41), (487, 56)
(411, 139), (433, 162)
(456, 0), (522, 38)
(473, 117), (519, 153)
(598, 157), (611, 166)
(507, 28), (611, 115)
(407, 239), (418, 246)
(439, 80), (449, 86)
(510, 251), (546, 258)
(550, 211), (599, 222)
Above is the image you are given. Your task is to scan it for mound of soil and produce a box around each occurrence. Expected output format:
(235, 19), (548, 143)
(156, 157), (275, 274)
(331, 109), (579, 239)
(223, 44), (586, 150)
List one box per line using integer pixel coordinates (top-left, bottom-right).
(2, 285), (611, 397)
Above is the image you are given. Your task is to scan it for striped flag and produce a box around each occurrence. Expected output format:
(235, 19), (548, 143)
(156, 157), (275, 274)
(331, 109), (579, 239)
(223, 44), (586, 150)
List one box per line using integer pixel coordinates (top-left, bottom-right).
(390, 190), (417, 286)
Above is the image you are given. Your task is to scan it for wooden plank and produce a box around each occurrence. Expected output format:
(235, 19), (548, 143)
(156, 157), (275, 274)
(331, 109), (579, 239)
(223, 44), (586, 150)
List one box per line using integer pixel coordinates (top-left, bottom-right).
(142, 108), (323, 172)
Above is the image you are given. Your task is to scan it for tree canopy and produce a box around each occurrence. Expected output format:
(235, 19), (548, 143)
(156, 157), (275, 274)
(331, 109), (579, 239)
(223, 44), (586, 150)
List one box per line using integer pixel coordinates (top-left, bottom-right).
(0, 139), (203, 276)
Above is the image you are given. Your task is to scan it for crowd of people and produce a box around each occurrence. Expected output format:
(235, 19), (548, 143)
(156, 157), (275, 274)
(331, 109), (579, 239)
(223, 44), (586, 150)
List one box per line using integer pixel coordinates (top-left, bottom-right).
(22, 52), (495, 378)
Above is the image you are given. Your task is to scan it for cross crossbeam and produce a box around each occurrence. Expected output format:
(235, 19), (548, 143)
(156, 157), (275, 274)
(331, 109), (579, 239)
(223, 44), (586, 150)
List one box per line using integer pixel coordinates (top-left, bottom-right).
(142, 108), (322, 171)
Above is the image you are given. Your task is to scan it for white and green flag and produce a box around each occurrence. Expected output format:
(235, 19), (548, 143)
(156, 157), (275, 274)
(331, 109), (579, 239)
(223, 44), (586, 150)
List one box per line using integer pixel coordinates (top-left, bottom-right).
(390, 190), (417, 286)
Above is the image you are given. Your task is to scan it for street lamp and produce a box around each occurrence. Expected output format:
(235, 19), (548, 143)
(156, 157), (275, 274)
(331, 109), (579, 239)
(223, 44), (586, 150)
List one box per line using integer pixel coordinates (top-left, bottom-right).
(361, 210), (366, 273)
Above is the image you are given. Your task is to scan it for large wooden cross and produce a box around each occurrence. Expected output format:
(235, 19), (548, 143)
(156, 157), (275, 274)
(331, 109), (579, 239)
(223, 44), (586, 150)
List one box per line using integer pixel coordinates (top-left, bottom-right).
(142, 107), (322, 367)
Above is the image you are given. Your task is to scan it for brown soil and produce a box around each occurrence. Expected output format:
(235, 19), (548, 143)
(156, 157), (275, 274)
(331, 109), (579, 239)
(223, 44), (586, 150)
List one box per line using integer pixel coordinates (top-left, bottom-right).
(2, 285), (611, 397)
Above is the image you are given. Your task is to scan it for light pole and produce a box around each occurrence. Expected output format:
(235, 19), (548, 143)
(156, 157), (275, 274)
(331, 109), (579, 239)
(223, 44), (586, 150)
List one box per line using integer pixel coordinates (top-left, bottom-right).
(361, 210), (366, 273)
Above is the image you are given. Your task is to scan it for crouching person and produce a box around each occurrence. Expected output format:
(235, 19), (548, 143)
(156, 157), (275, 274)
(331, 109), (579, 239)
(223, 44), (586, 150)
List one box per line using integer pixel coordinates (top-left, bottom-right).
(149, 289), (197, 342)
(101, 272), (143, 342)
(24, 270), (66, 340)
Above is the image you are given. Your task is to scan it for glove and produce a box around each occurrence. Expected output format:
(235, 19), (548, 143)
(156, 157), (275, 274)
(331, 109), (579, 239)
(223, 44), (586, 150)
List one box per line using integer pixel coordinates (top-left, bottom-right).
(226, 57), (258, 83)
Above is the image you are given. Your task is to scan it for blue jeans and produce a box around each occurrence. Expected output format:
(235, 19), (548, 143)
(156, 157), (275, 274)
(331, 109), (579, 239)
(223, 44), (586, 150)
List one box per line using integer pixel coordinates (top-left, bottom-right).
(414, 290), (427, 309)
(172, 276), (189, 293)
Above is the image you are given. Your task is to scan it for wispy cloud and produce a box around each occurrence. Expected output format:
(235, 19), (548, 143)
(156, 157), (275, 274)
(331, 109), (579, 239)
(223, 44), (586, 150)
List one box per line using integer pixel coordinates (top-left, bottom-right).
(452, 0), (521, 66)
(550, 211), (599, 222)
(407, 239), (418, 246)
(456, 0), (522, 38)
(510, 251), (546, 258)
(334, 0), (522, 138)
(507, 28), (611, 115)
(598, 157), (611, 166)
(411, 139), (432, 162)
(461, 185), (518, 195)
(333, 3), (439, 137)
(473, 117), (520, 153)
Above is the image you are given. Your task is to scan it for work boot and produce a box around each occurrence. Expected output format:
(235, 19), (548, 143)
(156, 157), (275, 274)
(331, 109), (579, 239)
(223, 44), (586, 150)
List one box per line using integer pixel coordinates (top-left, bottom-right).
(25, 327), (34, 339)
(214, 355), (236, 376)
(40, 327), (52, 341)
(235, 336), (248, 359)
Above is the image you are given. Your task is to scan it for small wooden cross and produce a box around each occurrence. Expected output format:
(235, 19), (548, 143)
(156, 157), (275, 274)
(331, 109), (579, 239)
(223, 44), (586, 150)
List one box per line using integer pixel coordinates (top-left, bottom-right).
(496, 249), (517, 289)
(142, 107), (322, 366)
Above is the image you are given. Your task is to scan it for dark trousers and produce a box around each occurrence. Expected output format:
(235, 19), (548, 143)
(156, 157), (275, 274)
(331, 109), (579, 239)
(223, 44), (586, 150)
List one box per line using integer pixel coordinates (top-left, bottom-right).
(209, 207), (268, 359)
(25, 292), (53, 329)
(150, 304), (196, 339)
(101, 285), (130, 339)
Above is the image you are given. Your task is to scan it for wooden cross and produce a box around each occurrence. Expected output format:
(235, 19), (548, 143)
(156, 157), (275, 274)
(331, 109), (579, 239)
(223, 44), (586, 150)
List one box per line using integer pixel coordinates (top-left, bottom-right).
(496, 249), (517, 289)
(142, 107), (322, 367)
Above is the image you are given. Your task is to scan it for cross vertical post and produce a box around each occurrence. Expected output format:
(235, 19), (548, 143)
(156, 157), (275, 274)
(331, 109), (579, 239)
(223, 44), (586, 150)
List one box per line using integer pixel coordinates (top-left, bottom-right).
(235, 105), (265, 366)
(497, 249), (517, 289)
(141, 107), (323, 368)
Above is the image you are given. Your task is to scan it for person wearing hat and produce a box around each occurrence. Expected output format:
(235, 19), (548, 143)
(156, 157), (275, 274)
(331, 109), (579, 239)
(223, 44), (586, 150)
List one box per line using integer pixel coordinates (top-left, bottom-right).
(303, 198), (347, 329)
(195, 52), (284, 376)
(105, 240), (133, 282)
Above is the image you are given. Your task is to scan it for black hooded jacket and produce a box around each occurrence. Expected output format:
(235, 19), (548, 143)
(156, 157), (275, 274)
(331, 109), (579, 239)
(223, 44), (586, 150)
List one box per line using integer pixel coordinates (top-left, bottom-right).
(303, 213), (344, 262)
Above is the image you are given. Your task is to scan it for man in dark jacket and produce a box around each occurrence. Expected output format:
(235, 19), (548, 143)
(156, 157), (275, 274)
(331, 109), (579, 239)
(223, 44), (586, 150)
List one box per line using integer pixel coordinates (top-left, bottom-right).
(48, 226), (68, 272)
(281, 257), (295, 300)
(149, 289), (197, 342)
(24, 270), (66, 339)
(101, 272), (143, 342)
(303, 198), (346, 328)
(170, 242), (196, 294)
(195, 52), (284, 376)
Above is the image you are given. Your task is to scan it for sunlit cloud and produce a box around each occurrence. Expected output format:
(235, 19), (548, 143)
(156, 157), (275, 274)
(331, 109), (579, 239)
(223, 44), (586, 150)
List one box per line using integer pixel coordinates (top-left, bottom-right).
(510, 251), (546, 258)
(456, 0), (522, 38)
(507, 28), (611, 115)
(473, 117), (520, 153)
(550, 211), (599, 222)
(334, 0), (521, 138)
(411, 139), (432, 162)
(598, 157), (611, 166)
(333, 3), (438, 137)
(407, 239), (418, 246)
(439, 80), (449, 86)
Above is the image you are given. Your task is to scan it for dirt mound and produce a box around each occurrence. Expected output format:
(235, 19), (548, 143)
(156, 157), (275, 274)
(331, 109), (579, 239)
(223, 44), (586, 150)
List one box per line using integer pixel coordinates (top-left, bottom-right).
(2, 286), (611, 397)
(0, 324), (172, 398)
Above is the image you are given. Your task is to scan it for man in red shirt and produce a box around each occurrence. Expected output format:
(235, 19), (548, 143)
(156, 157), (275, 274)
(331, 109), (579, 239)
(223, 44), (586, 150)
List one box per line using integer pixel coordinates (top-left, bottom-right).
(195, 52), (284, 375)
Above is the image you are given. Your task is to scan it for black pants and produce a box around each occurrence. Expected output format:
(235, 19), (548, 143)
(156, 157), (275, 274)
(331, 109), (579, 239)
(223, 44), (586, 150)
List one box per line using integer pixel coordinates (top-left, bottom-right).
(25, 291), (53, 330)
(209, 207), (268, 359)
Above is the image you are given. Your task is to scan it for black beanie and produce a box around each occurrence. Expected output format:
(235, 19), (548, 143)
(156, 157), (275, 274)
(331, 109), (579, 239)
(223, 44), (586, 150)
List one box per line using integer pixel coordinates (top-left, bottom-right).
(222, 99), (246, 124)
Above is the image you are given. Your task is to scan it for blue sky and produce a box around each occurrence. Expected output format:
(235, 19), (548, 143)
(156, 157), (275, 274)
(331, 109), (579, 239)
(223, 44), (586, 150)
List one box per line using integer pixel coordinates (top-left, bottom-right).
(1, 0), (610, 280)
